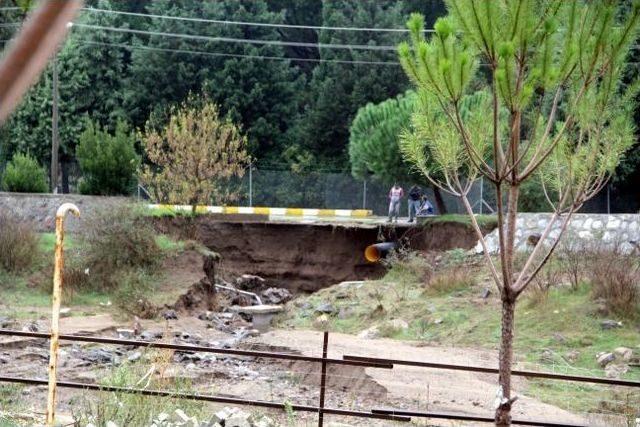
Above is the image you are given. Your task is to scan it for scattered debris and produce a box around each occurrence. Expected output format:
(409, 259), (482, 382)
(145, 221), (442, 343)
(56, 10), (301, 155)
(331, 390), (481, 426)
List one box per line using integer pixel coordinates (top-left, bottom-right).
(600, 319), (622, 330)
(260, 287), (292, 305)
(613, 346), (633, 362)
(315, 302), (336, 315)
(596, 352), (615, 368)
(163, 309), (179, 320)
(235, 274), (266, 291)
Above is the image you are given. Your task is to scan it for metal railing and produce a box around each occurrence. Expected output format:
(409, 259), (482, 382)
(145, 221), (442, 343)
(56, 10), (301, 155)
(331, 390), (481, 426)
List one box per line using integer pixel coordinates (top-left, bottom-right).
(1, 327), (639, 426)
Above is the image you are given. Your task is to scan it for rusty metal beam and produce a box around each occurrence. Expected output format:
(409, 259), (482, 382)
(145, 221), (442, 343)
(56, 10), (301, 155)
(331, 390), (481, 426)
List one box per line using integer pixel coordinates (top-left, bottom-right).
(0, 329), (392, 369)
(371, 408), (586, 427)
(0, 376), (411, 423)
(343, 355), (640, 388)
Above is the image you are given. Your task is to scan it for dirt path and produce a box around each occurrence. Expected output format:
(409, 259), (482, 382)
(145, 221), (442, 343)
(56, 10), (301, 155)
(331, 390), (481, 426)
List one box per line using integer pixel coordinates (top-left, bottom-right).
(255, 329), (587, 426)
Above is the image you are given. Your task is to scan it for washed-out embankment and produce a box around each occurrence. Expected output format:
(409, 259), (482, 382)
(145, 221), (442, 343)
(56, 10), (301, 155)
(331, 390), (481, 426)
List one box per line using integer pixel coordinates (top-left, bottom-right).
(154, 215), (495, 293)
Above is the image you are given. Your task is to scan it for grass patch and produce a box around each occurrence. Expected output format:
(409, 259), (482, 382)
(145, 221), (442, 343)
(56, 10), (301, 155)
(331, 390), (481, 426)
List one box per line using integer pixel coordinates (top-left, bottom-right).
(71, 352), (205, 425)
(279, 262), (640, 415)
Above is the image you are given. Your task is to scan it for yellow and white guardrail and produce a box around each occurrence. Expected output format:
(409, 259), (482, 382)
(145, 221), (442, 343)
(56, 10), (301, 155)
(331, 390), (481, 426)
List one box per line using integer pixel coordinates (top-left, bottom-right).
(148, 204), (372, 218)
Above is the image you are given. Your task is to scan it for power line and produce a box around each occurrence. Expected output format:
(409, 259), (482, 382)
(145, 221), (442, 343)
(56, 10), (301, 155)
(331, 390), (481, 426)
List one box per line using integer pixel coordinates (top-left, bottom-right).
(74, 39), (401, 66)
(82, 7), (434, 34)
(71, 23), (399, 52)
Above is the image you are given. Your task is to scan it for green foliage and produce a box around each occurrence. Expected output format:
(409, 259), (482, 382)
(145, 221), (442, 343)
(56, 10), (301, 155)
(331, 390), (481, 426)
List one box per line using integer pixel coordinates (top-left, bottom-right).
(349, 91), (417, 184)
(1, 153), (48, 193)
(81, 205), (161, 290)
(0, 211), (39, 273)
(71, 358), (204, 425)
(76, 120), (139, 195)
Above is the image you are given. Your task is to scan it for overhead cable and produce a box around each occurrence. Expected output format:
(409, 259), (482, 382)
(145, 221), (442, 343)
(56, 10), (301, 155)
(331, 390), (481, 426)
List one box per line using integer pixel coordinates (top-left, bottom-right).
(71, 23), (399, 51)
(81, 7), (434, 33)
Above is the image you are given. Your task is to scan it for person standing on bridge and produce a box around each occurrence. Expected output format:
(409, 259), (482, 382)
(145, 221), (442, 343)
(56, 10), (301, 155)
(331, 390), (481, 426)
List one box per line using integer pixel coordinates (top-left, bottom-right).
(387, 183), (404, 223)
(408, 184), (423, 223)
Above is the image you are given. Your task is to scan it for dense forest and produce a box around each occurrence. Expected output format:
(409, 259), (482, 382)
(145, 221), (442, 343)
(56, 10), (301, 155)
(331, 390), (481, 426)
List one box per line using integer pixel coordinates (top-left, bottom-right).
(0, 1), (443, 173)
(1, 0), (639, 211)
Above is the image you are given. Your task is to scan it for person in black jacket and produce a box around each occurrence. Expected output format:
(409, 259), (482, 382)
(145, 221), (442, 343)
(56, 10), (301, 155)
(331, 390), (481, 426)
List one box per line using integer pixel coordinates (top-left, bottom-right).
(408, 185), (423, 222)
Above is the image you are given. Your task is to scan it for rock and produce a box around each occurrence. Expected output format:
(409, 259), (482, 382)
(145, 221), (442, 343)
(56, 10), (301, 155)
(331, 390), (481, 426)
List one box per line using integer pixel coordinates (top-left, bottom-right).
(597, 352), (615, 367)
(433, 318), (443, 325)
(127, 351), (142, 363)
(601, 319), (623, 330)
(261, 287), (292, 305)
(614, 347), (633, 362)
(162, 309), (178, 320)
(173, 408), (190, 422)
(358, 326), (380, 339)
(225, 410), (252, 427)
(22, 321), (40, 332)
(313, 314), (330, 330)
(0, 356), (8, 364)
(0, 316), (13, 328)
(59, 307), (71, 317)
(117, 329), (135, 340)
(552, 333), (566, 344)
(106, 421), (118, 427)
(564, 350), (580, 363)
(315, 302), (337, 315)
(338, 306), (355, 319)
(198, 311), (214, 321)
(605, 363), (629, 379)
(235, 274), (266, 290)
(540, 349), (554, 363)
(386, 319), (409, 330)
(157, 413), (169, 422)
(83, 348), (118, 364)
(212, 407), (238, 424)
(253, 416), (275, 427)
(140, 331), (161, 341)
(481, 288), (491, 299)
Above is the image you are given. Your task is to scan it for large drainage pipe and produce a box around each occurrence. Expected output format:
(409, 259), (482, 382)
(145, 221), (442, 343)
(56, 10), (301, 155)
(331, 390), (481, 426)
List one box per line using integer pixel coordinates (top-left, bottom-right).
(364, 242), (396, 263)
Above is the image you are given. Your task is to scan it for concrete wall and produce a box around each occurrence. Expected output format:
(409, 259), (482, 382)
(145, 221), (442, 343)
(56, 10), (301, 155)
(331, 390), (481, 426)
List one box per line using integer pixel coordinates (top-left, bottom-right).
(476, 213), (640, 254)
(0, 192), (130, 232)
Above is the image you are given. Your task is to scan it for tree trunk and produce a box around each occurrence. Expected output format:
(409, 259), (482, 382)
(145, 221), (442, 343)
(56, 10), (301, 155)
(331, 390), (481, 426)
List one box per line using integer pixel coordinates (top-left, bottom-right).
(495, 295), (516, 426)
(433, 186), (447, 214)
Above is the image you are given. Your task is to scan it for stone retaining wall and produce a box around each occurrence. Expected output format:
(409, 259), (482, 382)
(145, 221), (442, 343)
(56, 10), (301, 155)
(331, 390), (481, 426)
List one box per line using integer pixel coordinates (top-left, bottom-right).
(477, 213), (640, 254)
(0, 192), (130, 232)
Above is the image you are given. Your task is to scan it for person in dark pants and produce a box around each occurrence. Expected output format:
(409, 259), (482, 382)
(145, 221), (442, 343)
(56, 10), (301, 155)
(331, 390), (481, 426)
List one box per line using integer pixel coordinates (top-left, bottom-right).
(408, 185), (423, 222)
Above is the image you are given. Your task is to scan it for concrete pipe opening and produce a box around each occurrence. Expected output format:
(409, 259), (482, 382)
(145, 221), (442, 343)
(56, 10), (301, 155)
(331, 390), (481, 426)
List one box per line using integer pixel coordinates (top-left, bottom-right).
(364, 242), (396, 263)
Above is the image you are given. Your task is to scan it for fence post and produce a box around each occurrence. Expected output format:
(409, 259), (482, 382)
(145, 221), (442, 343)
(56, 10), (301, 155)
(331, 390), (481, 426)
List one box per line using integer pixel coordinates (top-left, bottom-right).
(479, 177), (483, 215)
(318, 331), (329, 427)
(249, 162), (253, 207)
(46, 203), (79, 426)
(362, 180), (367, 210)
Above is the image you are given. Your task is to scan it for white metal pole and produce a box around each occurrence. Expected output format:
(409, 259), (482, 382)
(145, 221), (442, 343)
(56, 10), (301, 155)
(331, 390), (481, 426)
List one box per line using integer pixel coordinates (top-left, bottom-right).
(249, 162), (253, 207)
(479, 177), (483, 215)
(362, 179), (367, 210)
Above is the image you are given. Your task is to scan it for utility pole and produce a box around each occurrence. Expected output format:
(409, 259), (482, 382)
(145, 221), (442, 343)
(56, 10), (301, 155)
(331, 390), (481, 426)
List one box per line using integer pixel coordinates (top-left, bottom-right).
(50, 56), (59, 193)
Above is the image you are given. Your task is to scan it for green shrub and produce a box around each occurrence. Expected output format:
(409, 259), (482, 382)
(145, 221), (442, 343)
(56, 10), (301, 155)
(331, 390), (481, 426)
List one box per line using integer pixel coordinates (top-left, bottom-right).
(113, 270), (158, 319)
(82, 205), (161, 289)
(0, 210), (39, 272)
(76, 119), (139, 195)
(1, 153), (48, 193)
(425, 265), (476, 295)
(587, 245), (640, 319)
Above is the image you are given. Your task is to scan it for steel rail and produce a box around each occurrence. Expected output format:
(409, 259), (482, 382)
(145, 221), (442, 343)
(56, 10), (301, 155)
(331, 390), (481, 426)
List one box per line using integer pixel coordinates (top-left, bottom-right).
(0, 376), (411, 422)
(343, 355), (640, 388)
(0, 329), (392, 369)
(371, 408), (586, 427)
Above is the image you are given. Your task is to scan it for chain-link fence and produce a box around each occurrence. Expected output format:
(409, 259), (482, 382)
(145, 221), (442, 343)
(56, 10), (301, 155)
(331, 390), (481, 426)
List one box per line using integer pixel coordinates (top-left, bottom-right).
(2, 160), (637, 215)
